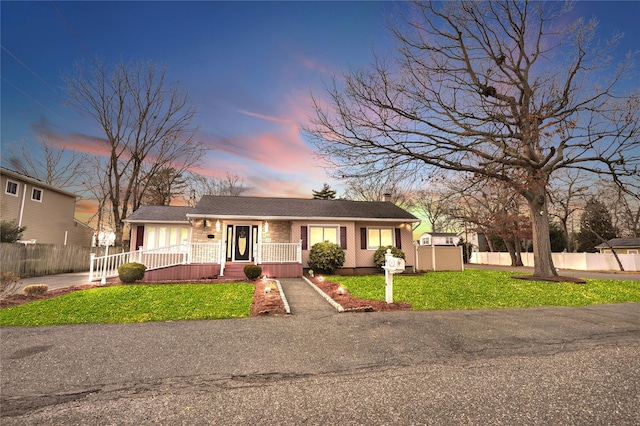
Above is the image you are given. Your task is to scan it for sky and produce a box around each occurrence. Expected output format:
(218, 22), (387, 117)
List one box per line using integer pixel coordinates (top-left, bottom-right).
(1, 1), (639, 228)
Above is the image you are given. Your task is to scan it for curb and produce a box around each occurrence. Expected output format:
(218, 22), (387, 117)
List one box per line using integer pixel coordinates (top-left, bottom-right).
(301, 276), (344, 313)
(273, 279), (291, 315)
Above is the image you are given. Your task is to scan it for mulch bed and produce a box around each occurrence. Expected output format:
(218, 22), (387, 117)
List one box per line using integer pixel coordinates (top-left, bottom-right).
(307, 276), (411, 312)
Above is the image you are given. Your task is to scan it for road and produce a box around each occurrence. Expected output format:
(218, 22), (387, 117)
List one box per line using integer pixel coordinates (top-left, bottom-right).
(2, 301), (639, 425)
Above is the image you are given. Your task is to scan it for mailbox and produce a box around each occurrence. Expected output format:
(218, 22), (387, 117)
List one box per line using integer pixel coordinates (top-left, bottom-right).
(385, 256), (405, 273)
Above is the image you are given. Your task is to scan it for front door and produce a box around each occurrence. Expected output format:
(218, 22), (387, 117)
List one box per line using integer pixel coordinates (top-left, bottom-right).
(234, 225), (251, 261)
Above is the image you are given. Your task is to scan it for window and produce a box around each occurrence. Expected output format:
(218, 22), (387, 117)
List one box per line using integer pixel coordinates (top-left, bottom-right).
(309, 226), (338, 247)
(445, 236), (455, 245)
(367, 228), (394, 250)
(5, 180), (18, 196)
(31, 188), (43, 202)
(145, 226), (189, 250)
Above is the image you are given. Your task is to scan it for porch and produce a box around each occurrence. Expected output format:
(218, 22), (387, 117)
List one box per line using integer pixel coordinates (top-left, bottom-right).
(89, 241), (303, 282)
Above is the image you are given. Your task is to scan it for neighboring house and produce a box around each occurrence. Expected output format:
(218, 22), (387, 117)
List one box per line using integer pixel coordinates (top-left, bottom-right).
(595, 238), (640, 255)
(124, 195), (419, 279)
(458, 230), (490, 252)
(0, 167), (93, 246)
(419, 232), (458, 246)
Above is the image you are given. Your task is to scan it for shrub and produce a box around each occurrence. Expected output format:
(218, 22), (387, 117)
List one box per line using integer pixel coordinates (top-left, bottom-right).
(373, 246), (405, 271)
(308, 241), (345, 274)
(23, 284), (49, 296)
(1, 271), (21, 299)
(1, 220), (26, 243)
(118, 262), (147, 283)
(244, 264), (262, 280)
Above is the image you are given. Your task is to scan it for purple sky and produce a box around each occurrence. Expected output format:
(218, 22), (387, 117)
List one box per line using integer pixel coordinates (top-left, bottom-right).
(2, 1), (638, 221)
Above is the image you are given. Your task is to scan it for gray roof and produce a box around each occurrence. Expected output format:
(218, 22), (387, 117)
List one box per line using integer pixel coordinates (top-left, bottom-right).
(125, 205), (194, 223)
(595, 238), (640, 249)
(188, 195), (419, 222)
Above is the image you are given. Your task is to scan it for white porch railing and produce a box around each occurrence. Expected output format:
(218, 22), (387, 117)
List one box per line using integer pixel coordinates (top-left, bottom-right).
(256, 242), (302, 264)
(89, 241), (301, 282)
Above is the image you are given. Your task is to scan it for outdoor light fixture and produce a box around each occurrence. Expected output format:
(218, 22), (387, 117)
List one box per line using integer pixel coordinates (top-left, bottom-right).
(264, 221), (269, 232)
(203, 219), (208, 229)
(215, 220), (221, 232)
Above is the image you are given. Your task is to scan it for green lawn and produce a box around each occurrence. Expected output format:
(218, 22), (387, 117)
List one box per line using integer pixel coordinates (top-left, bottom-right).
(0, 283), (254, 326)
(328, 270), (640, 310)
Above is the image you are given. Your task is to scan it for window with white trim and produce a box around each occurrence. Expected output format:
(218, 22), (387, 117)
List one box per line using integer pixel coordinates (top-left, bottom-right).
(31, 188), (43, 202)
(145, 226), (189, 250)
(5, 180), (18, 196)
(368, 227), (394, 249)
(309, 225), (338, 247)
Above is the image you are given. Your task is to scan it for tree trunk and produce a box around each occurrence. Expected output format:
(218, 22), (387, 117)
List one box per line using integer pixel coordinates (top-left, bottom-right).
(525, 188), (558, 277)
(514, 236), (524, 266)
(504, 239), (518, 267)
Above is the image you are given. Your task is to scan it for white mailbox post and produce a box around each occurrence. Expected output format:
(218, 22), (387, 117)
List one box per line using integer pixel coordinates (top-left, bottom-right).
(382, 248), (405, 303)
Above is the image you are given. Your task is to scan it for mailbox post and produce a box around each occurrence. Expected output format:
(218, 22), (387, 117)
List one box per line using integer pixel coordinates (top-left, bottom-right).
(382, 248), (405, 303)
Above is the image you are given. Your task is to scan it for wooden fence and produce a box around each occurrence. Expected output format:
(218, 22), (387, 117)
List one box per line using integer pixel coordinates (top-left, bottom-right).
(0, 243), (110, 278)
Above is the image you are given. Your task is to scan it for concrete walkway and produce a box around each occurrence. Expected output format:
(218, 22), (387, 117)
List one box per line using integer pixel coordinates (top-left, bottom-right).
(277, 278), (337, 317)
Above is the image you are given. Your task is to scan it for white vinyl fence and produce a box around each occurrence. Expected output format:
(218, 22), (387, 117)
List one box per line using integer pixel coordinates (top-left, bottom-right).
(470, 252), (640, 272)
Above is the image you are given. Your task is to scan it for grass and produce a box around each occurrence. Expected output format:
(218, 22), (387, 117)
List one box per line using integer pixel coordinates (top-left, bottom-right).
(0, 283), (254, 326)
(328, 269), (640, 310)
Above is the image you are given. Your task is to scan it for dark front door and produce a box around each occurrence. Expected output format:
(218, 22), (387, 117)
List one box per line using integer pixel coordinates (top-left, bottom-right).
(135, 226), (145, 250)
(234, 225), (251, 261)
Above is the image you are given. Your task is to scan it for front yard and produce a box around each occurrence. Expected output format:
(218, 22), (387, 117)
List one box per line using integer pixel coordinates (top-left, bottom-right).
(1, 270), (638, 326)
(0, 283), (255, 326)
(327, 270), (640, 310)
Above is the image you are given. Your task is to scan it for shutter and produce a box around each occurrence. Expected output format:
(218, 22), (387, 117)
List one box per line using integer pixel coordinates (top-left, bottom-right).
(395, 228), (402, 250)
(360, 228), (367, 249)
(340, 226), (347, 249)
(301, 226), (308, 250)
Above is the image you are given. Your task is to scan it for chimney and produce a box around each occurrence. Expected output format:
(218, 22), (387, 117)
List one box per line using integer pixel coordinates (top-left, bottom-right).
(383, 193), (392, 202)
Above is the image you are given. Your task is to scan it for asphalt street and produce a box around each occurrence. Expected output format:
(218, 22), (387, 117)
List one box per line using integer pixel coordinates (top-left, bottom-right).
(1, 275), (639, 425)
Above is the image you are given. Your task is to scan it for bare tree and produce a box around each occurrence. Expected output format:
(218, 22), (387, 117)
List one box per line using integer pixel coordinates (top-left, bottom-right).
(4, 139), (87, 189)
(142, 166), (187, 206)
(186, 172), (249, 205)
(307, 1), (639, 277)
(448, 175), (531, 266)
(340, 165), (415, 208)
(63, 58), (204, 244)
(412, 184), (457, 233)
(548, 170), (590, 252)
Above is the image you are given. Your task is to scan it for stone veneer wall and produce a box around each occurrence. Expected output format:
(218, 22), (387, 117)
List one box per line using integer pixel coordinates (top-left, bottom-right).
(263, 221), (292, 243)
(191, 219), (222, 244)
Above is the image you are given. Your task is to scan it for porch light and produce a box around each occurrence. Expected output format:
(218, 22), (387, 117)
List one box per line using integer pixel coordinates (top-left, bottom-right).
(264, 221), (269, 232)
(215, 220), (221, 232)
(203, 219), (208, 229)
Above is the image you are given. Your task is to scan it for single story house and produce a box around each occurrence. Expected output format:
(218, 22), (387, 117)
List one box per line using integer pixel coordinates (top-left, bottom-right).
(124, 195), (420, 279)
(595, 238), (640, 255)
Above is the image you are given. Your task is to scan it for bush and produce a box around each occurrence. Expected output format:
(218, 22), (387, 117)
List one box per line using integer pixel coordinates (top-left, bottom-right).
(308, 241), (345, 274)
(23, 284), (48, 296)
(118, 262), (147, 283)
(373, 246), (405, 271)
(1, 220), (26, 243)
(244, 264), (262, 280)
(1, 271), (21, 299)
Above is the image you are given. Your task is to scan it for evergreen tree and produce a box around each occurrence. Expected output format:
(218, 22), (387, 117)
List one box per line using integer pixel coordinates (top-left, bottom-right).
(549, 222), (568, 252)
(576, 198), (617, 252)
(0, 220), (26, 243)
(312, 183), (337, 199)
